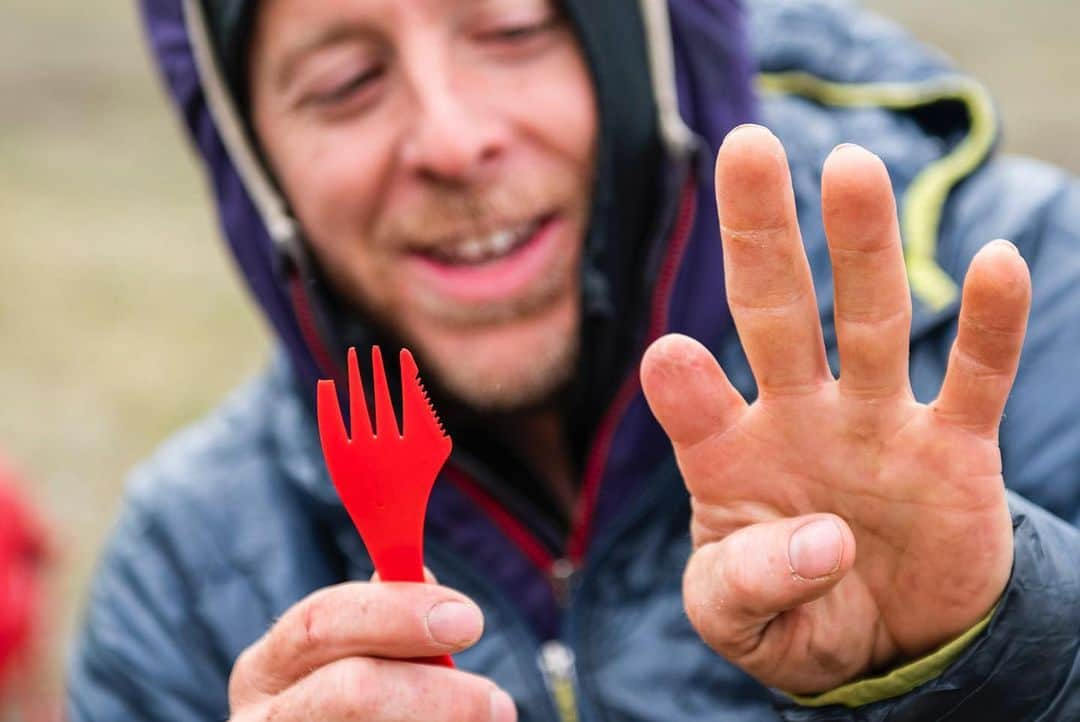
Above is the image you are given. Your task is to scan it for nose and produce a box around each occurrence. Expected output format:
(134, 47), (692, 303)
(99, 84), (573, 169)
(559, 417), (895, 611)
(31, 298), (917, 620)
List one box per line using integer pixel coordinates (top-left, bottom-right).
(400, 68), (507, 186)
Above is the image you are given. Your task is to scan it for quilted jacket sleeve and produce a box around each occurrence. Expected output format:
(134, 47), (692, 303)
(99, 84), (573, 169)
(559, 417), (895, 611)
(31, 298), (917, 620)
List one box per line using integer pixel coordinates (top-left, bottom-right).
(66, 492), (231, 722)
(777, 165), (1080, 720)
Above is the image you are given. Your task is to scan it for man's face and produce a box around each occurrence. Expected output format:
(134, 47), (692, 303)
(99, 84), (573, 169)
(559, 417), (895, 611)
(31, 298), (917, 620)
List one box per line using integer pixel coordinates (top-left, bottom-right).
(249, 0), (598, 412)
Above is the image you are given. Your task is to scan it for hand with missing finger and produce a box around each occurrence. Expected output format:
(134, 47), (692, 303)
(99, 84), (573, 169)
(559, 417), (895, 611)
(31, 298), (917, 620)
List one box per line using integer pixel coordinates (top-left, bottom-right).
(227, 581), (517, 722)
(640, 125), (1030, 695)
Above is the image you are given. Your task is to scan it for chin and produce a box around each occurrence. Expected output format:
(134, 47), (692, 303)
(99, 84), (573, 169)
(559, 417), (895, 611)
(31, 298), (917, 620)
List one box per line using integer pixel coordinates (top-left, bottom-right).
(406, 295), (580, 414)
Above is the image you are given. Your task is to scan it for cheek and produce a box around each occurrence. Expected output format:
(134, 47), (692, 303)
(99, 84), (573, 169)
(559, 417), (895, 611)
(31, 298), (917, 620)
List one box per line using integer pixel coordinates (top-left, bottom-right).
(532, 78), (597, 171)
(285, 125), (384, 244)
(548, 64), (597, 167)
(481, 52), (598, 173)
(271, 120), (399, 300)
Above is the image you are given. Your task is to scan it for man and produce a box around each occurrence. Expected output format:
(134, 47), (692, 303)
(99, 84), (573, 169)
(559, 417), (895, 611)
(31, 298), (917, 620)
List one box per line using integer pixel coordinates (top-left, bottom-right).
(69, 0), (1080, 719)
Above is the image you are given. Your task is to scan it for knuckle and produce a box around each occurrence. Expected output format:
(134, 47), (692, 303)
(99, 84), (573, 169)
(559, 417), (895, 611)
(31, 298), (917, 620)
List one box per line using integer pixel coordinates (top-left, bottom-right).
(259, 696), (285, 722)
(289, 585), (373, 651)
(722, 549), (762, 606)
(299, 597), (322, 648)
(951, 343), (1010, 380)
(227, 649), (253, 703)
(729, 287), (812, 314)
(686, 541), (747, 620)
(229, 641), (274, 706)
(683, 549), (722, 625)
(720, 222), (789, 249)
(449, 679), (502, 722)
(470, 684), (504, 722)
(961, 311), (1024, 340)
(690, 517), (713, 550)
(683, 557), (759, 657)
(333, 658), (381, 717)
(807, 639), (853, 679)
(263, 693), (304, 722)
(834, 303), (909, 328)
(683, 584), (727, 649)
(689, 501), (744, 548)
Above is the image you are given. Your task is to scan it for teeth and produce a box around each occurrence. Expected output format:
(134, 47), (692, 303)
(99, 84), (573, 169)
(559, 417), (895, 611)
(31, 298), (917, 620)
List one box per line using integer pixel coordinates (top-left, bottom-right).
(428, 223), (537, 265)
(490, 230), (514, 254)
(459, 239), (486, 262)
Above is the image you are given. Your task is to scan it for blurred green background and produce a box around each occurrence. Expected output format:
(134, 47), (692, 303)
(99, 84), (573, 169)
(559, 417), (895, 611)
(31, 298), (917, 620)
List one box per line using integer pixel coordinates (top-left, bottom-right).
(1, 0), (1077, 704)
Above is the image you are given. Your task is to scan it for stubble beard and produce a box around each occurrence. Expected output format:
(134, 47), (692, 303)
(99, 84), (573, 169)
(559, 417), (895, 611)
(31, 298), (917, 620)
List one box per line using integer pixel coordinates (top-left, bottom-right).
(389, 257), (582, 414)
(422, 268), (582, 414)
(355, 286), (582, 414)
(427, 313), (581, 414)
(362, 188), (586, 414)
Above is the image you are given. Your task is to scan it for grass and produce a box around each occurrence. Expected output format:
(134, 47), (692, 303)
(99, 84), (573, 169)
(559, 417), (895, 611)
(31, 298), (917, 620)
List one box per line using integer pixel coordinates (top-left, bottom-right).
(1, 0), (1077, 705)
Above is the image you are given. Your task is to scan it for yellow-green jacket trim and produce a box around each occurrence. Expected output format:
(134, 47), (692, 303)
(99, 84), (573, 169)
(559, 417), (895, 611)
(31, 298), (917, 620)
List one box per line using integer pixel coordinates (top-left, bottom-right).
(757, 71), (998, 312)
(785, 602), (999, 708)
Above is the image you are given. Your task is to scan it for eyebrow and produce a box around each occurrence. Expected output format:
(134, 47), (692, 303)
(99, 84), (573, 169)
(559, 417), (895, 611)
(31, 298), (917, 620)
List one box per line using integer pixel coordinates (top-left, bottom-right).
(275, 24), (376, 92)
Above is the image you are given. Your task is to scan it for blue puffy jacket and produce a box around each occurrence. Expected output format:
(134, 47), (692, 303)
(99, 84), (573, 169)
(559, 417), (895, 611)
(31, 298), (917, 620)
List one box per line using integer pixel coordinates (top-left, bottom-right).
(69, 0), (1079, 720)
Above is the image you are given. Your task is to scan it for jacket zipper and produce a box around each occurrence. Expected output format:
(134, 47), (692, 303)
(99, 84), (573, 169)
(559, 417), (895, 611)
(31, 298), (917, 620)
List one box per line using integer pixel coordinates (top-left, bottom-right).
(535, 179), (692, 711)
(539, 640), (580, 722)
(549, 556), (579, 607)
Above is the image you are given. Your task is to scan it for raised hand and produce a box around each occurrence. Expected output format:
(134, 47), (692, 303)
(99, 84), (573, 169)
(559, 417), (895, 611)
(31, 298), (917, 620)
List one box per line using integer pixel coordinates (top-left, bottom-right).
(640, 125), (1031, 694)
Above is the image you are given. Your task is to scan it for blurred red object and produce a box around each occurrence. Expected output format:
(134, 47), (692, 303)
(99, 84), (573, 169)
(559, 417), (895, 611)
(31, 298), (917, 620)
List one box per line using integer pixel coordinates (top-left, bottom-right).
(0, 453), (48, 695)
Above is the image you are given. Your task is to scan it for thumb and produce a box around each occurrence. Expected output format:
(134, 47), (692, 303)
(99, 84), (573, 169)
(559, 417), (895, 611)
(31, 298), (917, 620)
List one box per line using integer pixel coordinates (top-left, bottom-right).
(684, 514), (855, 657)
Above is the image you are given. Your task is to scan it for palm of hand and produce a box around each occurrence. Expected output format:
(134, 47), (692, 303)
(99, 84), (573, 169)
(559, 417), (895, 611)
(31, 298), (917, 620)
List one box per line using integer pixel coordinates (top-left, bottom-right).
(641, 126), (1029, 694)
(678, 382), (1011, 692)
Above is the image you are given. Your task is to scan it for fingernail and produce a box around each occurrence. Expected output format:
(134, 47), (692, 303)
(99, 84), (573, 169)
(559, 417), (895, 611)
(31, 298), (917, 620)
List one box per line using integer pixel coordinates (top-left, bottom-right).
(788, 518), (843, 579)
(991, 238), (1019, 255)
(724, 123), (772, 144)
(426, 601), (483, 646)
(831, 142), (859, 154)
(490, 689), (517, 722)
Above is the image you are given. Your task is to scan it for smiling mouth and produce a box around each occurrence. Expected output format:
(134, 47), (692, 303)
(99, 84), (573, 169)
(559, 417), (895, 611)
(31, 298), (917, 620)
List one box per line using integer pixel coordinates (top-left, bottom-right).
(400, 211), (570, 312)
(411, 215), (551, 267)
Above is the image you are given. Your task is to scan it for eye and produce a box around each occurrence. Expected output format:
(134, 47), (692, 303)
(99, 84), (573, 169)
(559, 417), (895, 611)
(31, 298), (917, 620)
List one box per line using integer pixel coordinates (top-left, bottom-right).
(479, 15), (558, 45)
(310, 66), (384, 107)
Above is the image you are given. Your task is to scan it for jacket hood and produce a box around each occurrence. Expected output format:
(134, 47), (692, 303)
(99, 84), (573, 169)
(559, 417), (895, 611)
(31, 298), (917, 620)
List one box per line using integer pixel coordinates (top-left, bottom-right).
(138, 0), (754, 456)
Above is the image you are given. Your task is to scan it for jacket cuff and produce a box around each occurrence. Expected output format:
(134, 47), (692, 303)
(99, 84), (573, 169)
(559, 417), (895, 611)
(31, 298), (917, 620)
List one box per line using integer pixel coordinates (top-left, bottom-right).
(774, 492), (1080, 722)
(782, 603), (998, 708)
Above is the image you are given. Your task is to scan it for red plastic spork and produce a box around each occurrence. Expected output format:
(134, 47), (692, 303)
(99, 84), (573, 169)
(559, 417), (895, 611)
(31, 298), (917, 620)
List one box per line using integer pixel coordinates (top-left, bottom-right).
(317, 346), (454, 667)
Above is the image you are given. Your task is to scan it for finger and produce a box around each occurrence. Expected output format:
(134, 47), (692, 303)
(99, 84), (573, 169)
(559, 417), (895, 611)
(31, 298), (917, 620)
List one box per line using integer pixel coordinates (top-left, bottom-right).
(640, 334), (747, 448)
(241, 657), (516, 722)
(683, 514), (855, 657)
(715, 124), (830, 397)
(822, 144), (913, 398)
(230, 582), (483, 704)
(933, 240), (1031, 436)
